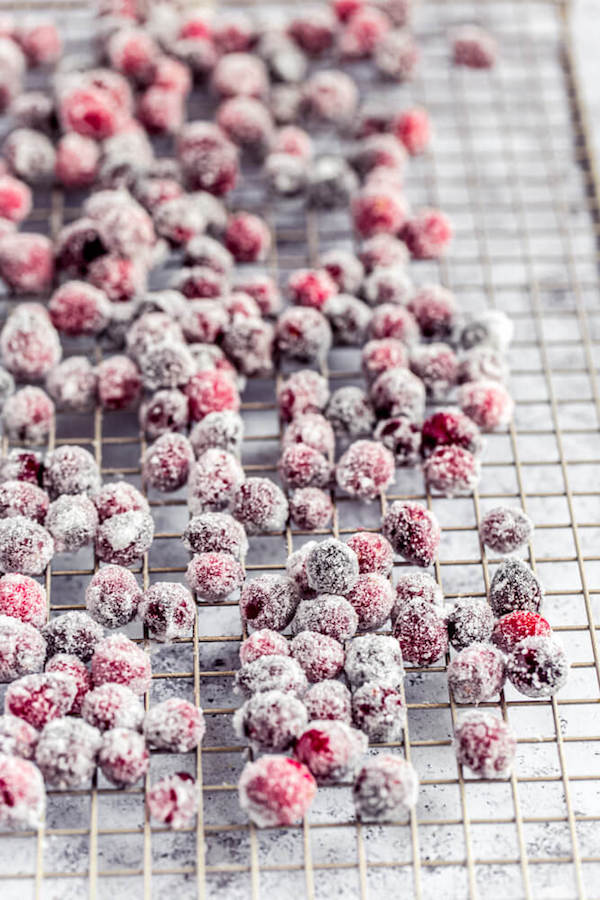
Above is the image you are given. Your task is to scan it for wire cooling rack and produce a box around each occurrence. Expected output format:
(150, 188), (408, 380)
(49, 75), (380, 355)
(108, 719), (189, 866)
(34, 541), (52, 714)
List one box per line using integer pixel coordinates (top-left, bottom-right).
(1, 0), (600, 898)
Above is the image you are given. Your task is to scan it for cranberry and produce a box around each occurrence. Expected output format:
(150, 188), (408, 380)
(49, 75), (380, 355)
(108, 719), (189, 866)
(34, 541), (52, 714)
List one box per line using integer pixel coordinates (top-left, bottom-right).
(326, 387), (375, 441)
(183, 512), (247, 559)
(98, 726), (149, 786)
(459, 379), (514, 431)
(0, 615), (46, 681)
(286, 542), (318, 598)
(289, 487), (333, 531)
(138, 86), (184, 134)
(374, 28), (419, 81)
(454, 710), (516, 778)
(235, 654), (307, 698)
(224, 211), (271, 262)
(292, 595), (358, 642)
(217, 97), (274, 156)
(54, 218), (107, 277)
(240, 574), (300, 632)
(447, 598), (494, 651)
(392, 572), (443, 621)
(307, 155), (358, 208)
(154, 199), (206, 247)
(233, 477), (289, 534)
(176, 121), (239, 195)
(147, 773), (196, 830)
(423, 445), (481, 497)
(361, 338), (408, 383)
(296, 720), (367, 785)
(277, 370), (330, 422)
(369, 303), (419, 344)
(234, 689), (307, 752)
(390, 106), (430, 155)
(45, 494), (98, 553)
(362, 265), (413, 307)
(5, 671), (76, 729)
(403, 208), (452, 259)
(324, 293), (372, 346)
(304, 679), (352, 723)
(82, 682), (144, 732)
(288, 10), (336, 55)
(213, 14), (255, 53)
(359, 234), (409, 272)
(186, 370), (240, 423)
(46, 357), (97, 413)
(506, 635), (569, 698)
(306, 539), (359, 594)
(95, 510), (154, 566)
(290, 631), (344, 682)
(142, 433), (193, 493)
(492, 611), (551, 655)
(0, 449), (43, 486)
(93, 482), (148, 524)
(489, 557), (544, 618)
(448, 643), (506, 704)
(460, 310), (513, 354)
(410, 343), (457, 400)
(88, 254), (147, 302)
(346, 532), (394, 577)
(42, 611), (103, 662)
(0, 517), (54, 575)
(96, 355), (142, 410)
(55, 133), (99, 188)
(0, 480), (48, 524)
(453, 25), (497, 68)
(458, 346), (508, 385)
(320, 248), (363, 294)
(0, 713), (38, 758)
(91, 633), (151, 695)
(0, 174), (31, 223)
(0, 232), (53, 294)
(283, 414), (335, 458)
(346, 573), (395, 630)
(240, 629), (289, 666)
(393, 596), (448, 664)
(3, 128), (55, 184)
(139, 390), (189, 440)
(303, 69), (358, 126)
(336, 439), (395, 500)
(1, 303), (61, 380)
(58, 81), (127, 140)
(279, 444), (332, 491)
(352, 680), (406, 741)
(85, 565), (142, 629)
(480, 506), (533, 554)
(273, 126), (313, 159)
(43, 446), (100, 500)
(353, 755), (418, 821)
(344, 633), (404, 687)
(340, 7), (391, 59)
(0, 754), (45, 828)
(45, 653), (90, 715)
(239, 755), (317, 827)
(0, 574), (45, 628)
(212, 52), (268, 99)
(421, 409), (483, 458)
(222, 317), (275, 378)
(287, 268), (337, 311)
(352, 188), (408, 238)
(186, 551), (244, 601)
(234, 273), (281, 317)
(144, 697), (205, 751)
(188, 449), (244, 515)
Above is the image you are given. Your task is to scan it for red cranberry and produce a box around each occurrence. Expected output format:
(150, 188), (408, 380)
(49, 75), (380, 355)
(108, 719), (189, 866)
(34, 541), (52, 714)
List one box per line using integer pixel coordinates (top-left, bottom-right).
(352, 680), (406, 741)
(96, 355), (142, 410)
(374, 28), (419, 81)
(0, 174), (31, 223)
(339, 7), (391, 59)
(392, 596), (448, 664)
(0, 449), (42, 486)
(453, 26), (497, 68)
(421, 408), (483, 458)
(234, 273), (281, 317)
(324, 293), (372, 346)
(0, 480), (48, 524)
(240, 574), (300, 631)
(186, 370), (240, 423)
(183, 512), (247, 559)
(18, 21), (61, 66)
(0, 713), (38, 759)
(236, 654), (308, 698)
(0, 754), (45, 829)
(277, 307), (332, 361)
(144, 696), (205, 752)
(374, 416), (421, 466)
(45, 494), (98, 553)
(186, 551), (244, 600)
(393, 572), (443, 620)
(217, 96), (274, 156)
(408, 284), (457, 339)
(58, 81), (127, 140)
(82, 682), (144, 732)
(3, 128), (55, 184)
(0, 614), (46, 681)
(36, 718), (101, 790)
(346, 532), (394, 577)
(138, 85), (184, 134)
(92, 634), (151, 694)
(85, 565), (142, 628)
(5, 671), (76, 729)
(296, 720), (366, 784)
(224, 211), (271, 262)
(0, 517), (54, 575)
(492, 611), (551, 655)
(304, 679), (352, 723)
(448, 643), (506, 704)
(54, 218), (107, 277)
(287, 268), (338, 311)
(288, 10), (335, 55)
(45, 653), (90, 715)
(290, 631), (344, 682)
(403, 208), (452, 259)
(95, 510), (154, 566)
(238, 755), (317, 827)
(93, 482), (148, 524)
(279, 444), (332, 491)
(447, 598), (494, 651)
(390, 106), (430, 155)
(286, 542), (318, 598)
(214, 14), (255, 53)
(43, 445), (100, 500)
(353, 755), (418, 821)
(410, 342), (458, 399)
(212, 52), (268, 99)
(0, 574), (45, 628)
(176, 121), (239, 195)
(99, 726), (149, 786)
(234, 689), (307, 752)
(142, 433), (194, 493)
(88, 254), (147, 302)
(369, 303), (418, 343)
(42, 611), (102, 662)
(459, 379), (514, 431)
(506, 636), (569, 698)
(346, 573), (394, 630)
(423, 445), (481, 497)
(455, 710), (516, 778)
(55, 133), (99, 188)
(488, 558), (544, 618)
(0, 232), (53, 294)
(359, 233), (409, 272)
(233, 477), (289, 534)
(2, 387), (53, 444)
(148, 773), (197, 830)
(277, 370), (330, 422)
(239, 629), (290, 666)
(361, 337), (408, 383)
(320, 248), (363, 294)
(336, 439), (395, 500)
(352, 188), (408, 238)
(188, 449), (244, 515)
(289, 487), (333, 531)
(49, 281), (110, 337)
(293, 595), (358, 642)
(1, 303), (60, 380)
(283, 414), (334, 458)
(382, 500), (441, 567)
(458, 346), (508, 385)
(480, 506), (533, 554)
(46, 357), (96, 413)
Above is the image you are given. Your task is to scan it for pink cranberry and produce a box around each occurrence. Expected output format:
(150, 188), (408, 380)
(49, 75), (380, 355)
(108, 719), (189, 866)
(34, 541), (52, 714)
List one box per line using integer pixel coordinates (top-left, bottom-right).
(320, 248), (363, 295)
(277, 371), (330, 423)
(287, 268), (338, 311)
(59, 83), (125, 140)
(492, 611), (551, 655)
(188, 449), (244, 515)
(344, 633), (403, 687)
(339, 7), (391, 59)
(346, 572), (394, 630)
(368, 303), (419, 344)
(135, 174), (182, 212)
(288, 10), (335, 55)
(336, 439), (395, 500)
(361, 338), (408, 383)
(45, 493), (98, 553)
(0, 303), (60, 381)
(186, 370), (240, 423)
(304, 679), (352, 723)
(155, 198), (207, 247)
(276, 307), (332, 362)
(137, 86), (184, 134)
(455, 711), (516, 778)
(236, 654), (307, 698)
(233, 478), (289, 534)
(295, 720), (367, 785)
(352, 680), (406, 741)
(0, 713), (38, 758)
(353, 755), (418, 821)
(45, 653), (91, 715)
(283, 414), (334, 459)
(273, 126), (313, 159)
(0, 480), (48, 524)
(290, 631), (344, 682)
(91, 634), (151, 694)
(99, 726), (149, 786)
(0, 615), (46, 681)
(0, 517), (54, 575)
(352, 188), (408, 238)
(95, 510), (154, 566)
(239, 629), (289, 666)
(44, 444), (101, 499)
(85, 565), (142, 628)
(289, 487), (333, 531)
(18, 21), (62, 66)
(392, 572), (444, 620)
(148, 773), (197, 829)
(374, 416), (422, 466)
(393, 596), (448, 665)
(217, 96), (274, 156)
(176, 121), (239, 195)
(42, 611), (102, 661)
(49, 281), (110, 336)
(293, 595), (358, 642)
(390, 106), (430, 155)
(224, 211), (271, 262)
(459, 379), (514, 431)
(234, 689), (307, 752)
(506, 636), (569, 698)
(142, 433), (194, 493)
(183, 512), (247, 560)
(0, 174), (31, 222)
(423, 445), (481, 497)
(234, 273), (281, 317)
(408, 284), (457, 340)
(214, 14), (255, 53)
(359, 234), (409, 272)
(36, 717), (102, 788)
(0, 754), (45, 829)
(346, 532), (394, 577)
(0, 232), (53, 294)
(421, 409), (483, 458)
(107, 26), (159, 83)
(139, 581), (195, 642)
(46, 357), (97, 413)
(212, 52), (268, 99)
(489, 558), (544, 618)
(333, 0), (364, 22)
(82, 682), (144, 732)
(96, 355), (142, 410)
(139, 390), (189, 439)
(239, 755), (317, 827)
(240, 574), (300, 632)
(374, 28), (419, 81)
(55, 133), (99, 188)
(410, 343), (458, 399)
(448, 643), (506, 704)
(3, 128), (55, 184)
(93, 482), (148, 524)
(403, 208), (452, 259)
(453, 26), (497, 68)
(303, 69), (358, 126)
(186, 551), (244, 600)
(279, 444), (331, 491)
(0, 574), (46, 628)
(88, 254), (147, 302)
(5, 671), (76, 729)
(382, 500), (441, 567)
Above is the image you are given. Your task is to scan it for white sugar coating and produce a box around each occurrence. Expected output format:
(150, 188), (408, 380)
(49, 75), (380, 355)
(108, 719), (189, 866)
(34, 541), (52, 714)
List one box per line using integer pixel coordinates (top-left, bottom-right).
(454, 710), (517, 779)
(93, 481), (149, 523)
(43, 445), (101, 499)
(447, 643), (506, 704)
(457, 346), (508, 385)
(295, 719), (368, 785)
(143, 697), (205, 752)
(44, 493), (98, 553)
(232, 477), (289, 535)
(345, 573), (395, 631)
(189, 411), (244, 458)
(5, 672), (77, 729)
(323, 293), (372, 346)
(142, 432), (194, 492)
(370, 367), (426, 421)
(148, 773), (198, 829)
(289, 487), (333, 531)
(82, 683), (144, 732)
(506, 635), (569, 698)
(138, 340), (196, 392)
(304, 680), (352, 724)
(185, 233), (233, 273)
(423, 445), (481, 497)
(138, 582), (196, 642)
(480, 506), (534, 554)
(282, 414), (335, 458)
(320, 248), (364, 293)
(235, 655), (308, 698)
(306, 539), (359, 595)
(240, 574), (300, 632)
(286, 541), (319, 597)
(382, 501), (441, 567)
(0, 753), (46, 830)
(139, 389), (189, 440)
(126, 312), (184, 360)
(95, 510), (155, 565)
(0, 614), (46, 681)
(344, 634), (404, 688)
(460, 310), (514, 354)
(325, 386), (375, 437)
(290, 631), (345, 682)
(233, 689), (307, 752)
(353, 755), (419, 822)
(42, 611), (103, 662)
(91, 634), (152, 695)
(2, 386), (54, 444)
(98, 727), (149, 786)
(277, 370), (330, 421)
(46, 356), (97, 412)
(183, 512), (248, 559)
(0, 516), (54, 575)
(446, 598), (495, 651)
(188, 449), (245, 516)
(292, 596), (359, 642)
(85, 565), (143, 629)
(35, 717), (102, 788)
(351, 681), (407, 742)
(238, 755), (317, 828)
(0, 714), (38, 758)
(336, 439), (395, 500)
(488, 557), (544, 618)
(362, 266), (414, 307)
(392, 572), (444, 624)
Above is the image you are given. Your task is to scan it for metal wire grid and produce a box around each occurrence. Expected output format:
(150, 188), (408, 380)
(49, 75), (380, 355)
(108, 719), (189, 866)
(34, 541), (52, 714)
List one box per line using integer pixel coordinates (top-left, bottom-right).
(0, 0), (598, 898)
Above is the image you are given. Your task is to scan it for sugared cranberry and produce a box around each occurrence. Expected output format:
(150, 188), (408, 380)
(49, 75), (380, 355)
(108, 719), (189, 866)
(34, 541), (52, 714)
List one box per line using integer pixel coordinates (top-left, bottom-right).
(0, 517), (54, 575)
(352, 680), (406, 741)
(96, 355), (142, 410)
(85, 565), (142, 629)
(0, 574), (45, 628)
(305, 680), (351, 724)
(224, 211), (271, 262)
(0, 303), (60, 381)
(320, 248), (363, 295)
(45, 653), (90, 715)
(368, 303), (419, 344)
(42, 611), (102, 662)
(423, 445), (480, 497)
(346, 532), (394, 577)
(138, 86), (184, 134)
(0, 449), (42, 486)
(55, 133), (99, 188)
(480, 506), (533, 554)
(233, 477), (289, 534)
(142, 433), (194, 493)
(345, 633), (404, 687)
(45, 494), (98, 553)
(324, 293), (372, 346)
(0, 754), (45, 829)
(139, 390), (189, 440)
(506, 635), (569, 698)
(186, 551), (244, 601)
(91, 633), (151, 694)
(286, 542), (318, 598)
(362, 265), (413, 307)
(361, 338), (408, 384)
(95, 510), (154, 566)
(279, 444), (332, 491)
(375, 416), (421, 466)
(296, 720), (367, 785)
(0, 713), (38, 758)
(421, 408), (483, 458)
(0, 387), (50, 444)
(0, 174), (30, 223)
(382, 501), (441, 567)
(98, 726), (149, 786)
(43, 446), (100, 500)
(82, 682), (143, 732)
(458, 346), (508, 385)
(303, 69), (358, 126)
(217, 96), (274, 156)
(93, 482), (148, 524)
(176, 121), (239, 195)
(359, 234), (409, 272)
(46, 357), (97, 413)
(448, 643), (506, 704)
(488, 557), (544, 618)
(144, 697), (205, 751)
(454, 710), (516, 778)
(492, 611), (551, 655)
(336, 439), (395, 500)
(212, 52), (268, 99)
(390, 106), (430, 155)
(392, 571), (443, 621)
(410, 343), (457, 400)
(235, 654), (307, 698)
(222, 316), (275, 378)
(460, 310), (513, 354)
(0, 233), (53, 294)
(306, 538), (359, 595)
(340, 7), (391, 59)
(88, 255), (147, 302)
(374, 28), (419, 80)
(447, 598), (494, 651)
(58, 80), (127, 140)
(277, 370), (330, 423)
(459, 379), (513, 431)
(148, 773), (197, 830)
(307, 155), (358, 208)
(240, 574), (300, 632)
(346, 573), (395, 630)
(186, 370), (240, 423)
(48, 283), (107, 339)
(289, 487), (333, 531)
(18, 21), (61, 66)
(353, 755), (418, 821)
(287, 268), (337, 311)
(453, 25), (497, 68)
(403, 208), (452, 259)
(0, 480), (48, 524)
(288, 10), (335, 55)
(292, 595), (358, 642)
(240, 629), (289, 666)
(183, 511), (247, 560)
(290, 630), (345, 682)
(234, 689), (307, 752)
(188, 449), (244, 515)
(239, 755), (316, 827)
(393, 596), (448, 664)
(5, 671), (76, 729)
(3, 128), (55, 184)
(234, 272), (281, 317)
(138, 582), (194, 642)
(54, 218), (107, 277)
(214, 13), (255, 53)
(352, 187), (408, 238)
(0, 615), (46, 681)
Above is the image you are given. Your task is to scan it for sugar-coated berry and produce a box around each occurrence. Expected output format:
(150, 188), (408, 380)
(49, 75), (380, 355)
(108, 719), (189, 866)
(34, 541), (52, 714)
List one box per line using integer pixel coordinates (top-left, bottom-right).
(423, 445), (481, 497)
(0, 480), (48, 524)
(459, 380), (514, 431)
(212, 52), (268, 99)
(362, 266), (413, 308)
(488, 557), (543, 618)
(176, 121), (239, 196)
(44, 446), (100, 500)
(346, 573), (395, 630)
(339, 7), (390, 59)
(217, 97), (274, 157)
(5, 671), (76, 729)
(98, 727), (149, 786)
(303, 68), (358, 126)
(289, 487), (333, 531)
(0, 754), (45, 829)
(306, 155), (358, 208)
(95, 510), (154, 566)
(42, 611), (103, 662)
(54, 218), (107, 277)
(186, 552), (244, 601)
(278, 444), (332, 491)
(353, 755), (418, 822)
(0, 615), (46, 681)
(369, 303), (419, 344)
(235, 654), (308, 698)
(346, 532), (394, 577)
(234, 272), (281, 317)
(306, 538), (359, 595)
(453, 25), (497, 68)
(18, 21), (61, 66)
(374, 417), (421, 466)
(183, 513), (247, 561)
(88, 255), (147, 303)
(188, 450), (244, 516)
(344, 633), (404, 687)
(374, 28), (419, 80)
(0, 574), (45, 628)
(142, 433), (194, 493)
(3, 129), (55, 184)
(359, 234), (409, 273)
(289, 9), (335, 55)
(283, 414), (334, 459)
(46, 357), (97, 413)
(408, 285), (456, 341)
(336, 439), (395, 500)
(258, 32), (307, 84)
(1, 303), (61, 380)
(448, 642), (506, 704)
(222, 316), (275, 378)
(91, 634), (151, 695)
(447, 598), (494, 651)
(480, 506), (533, 554)
(96, 356), (142, 410)
(290, 631), (344, 682)
(460, 310), (513, 354)
(0, 449), (42, 486)
(49, 281), (110, 337)
(393, 596), (448, 665)
(138, 582), (195, 642)
(352, 188), (408, 239)
(0, 714), (38, 759)
(305, 680), (352, 724)
(391, 106), (430, 155)
(288, 268), (338, 311)
(296, 719), (367, 785)
(240, 574), (300, 632)
(491, 611), (551, 655)
(276, 307), (332, 362)
(81, 683), (144, 733)
(277, 370), (330, 423)
(392, 572), (443, 622)
(55, 133), (99, 188)
(148, 773), (197, 829)
(240, 629), (289, 666)
(292, 595), (359, 642)
(234, 689), (307, 751)
(382, 501), (441, 567)
(224, 211), (271, 262)
(352, 680), (406, 741)
(361, 338), (408, 384)
(506, 635), (568, 698)
(0, 174), (30, 223)
(144, 697), (205, 751)
(454, 710), (516, 779)
(286, 541), (318, 598)
(349, 133), (406, 177)
(139, 389), (189, 440)
(320, 248), (363, 294)
(85, 565), (142, 629)
(45, 653), (91, 716)
(93, 482), (149, 524)
(185, 370), (240, 423)
(421, 409), (483, 459)
(233, 477), (289, 534)
(324, 293), (372, 346)
(45, 494), (98, 553)
(410, 343), (457, 400)
(155, 199), (206, 247)
(0, 517), (54, 575)
(238, 755), (316, 827)
(458, 346), (508, 385)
